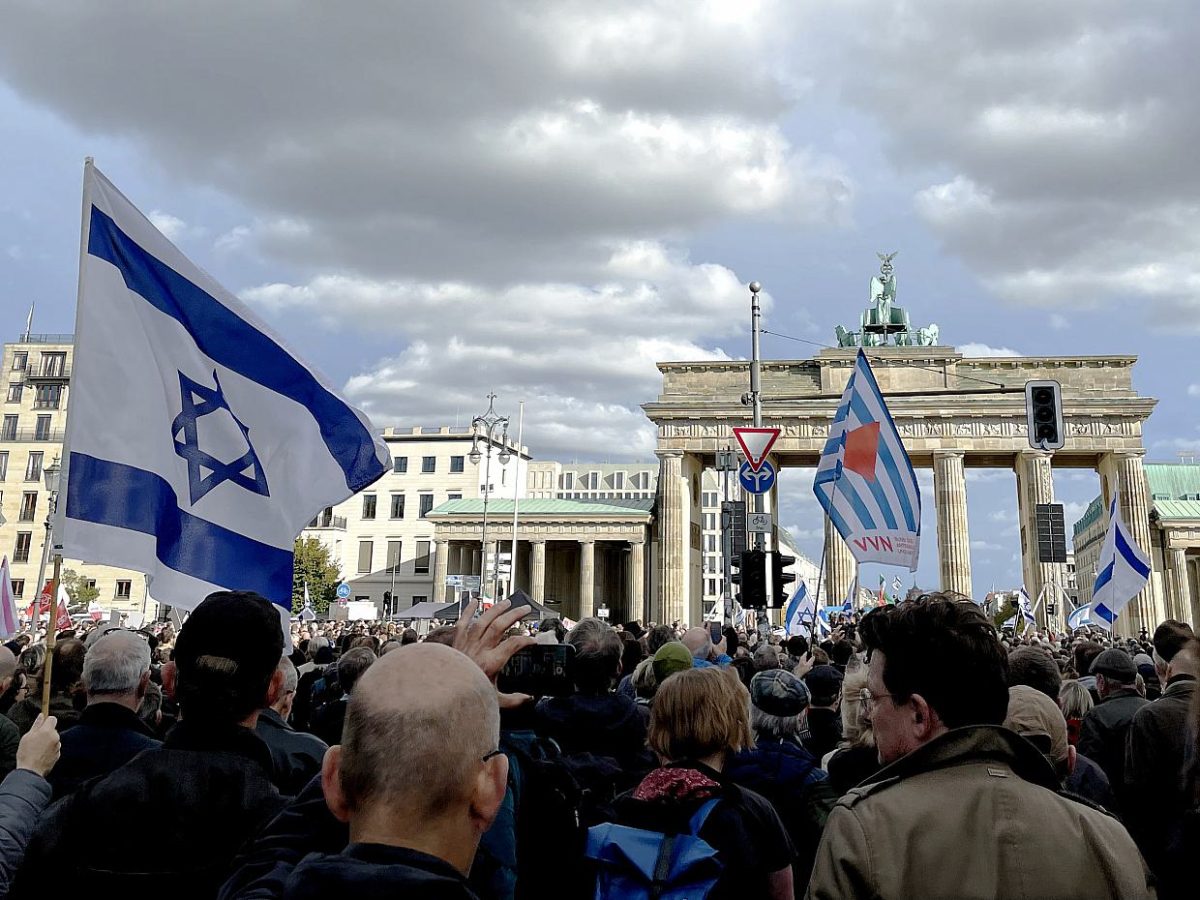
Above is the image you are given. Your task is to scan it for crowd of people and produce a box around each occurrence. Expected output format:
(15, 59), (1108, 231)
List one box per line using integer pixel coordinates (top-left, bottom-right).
(0, 590), (1194, 897)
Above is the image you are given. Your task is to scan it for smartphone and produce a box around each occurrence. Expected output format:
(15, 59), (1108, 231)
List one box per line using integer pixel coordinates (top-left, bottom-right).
(498, 644), (576, 697)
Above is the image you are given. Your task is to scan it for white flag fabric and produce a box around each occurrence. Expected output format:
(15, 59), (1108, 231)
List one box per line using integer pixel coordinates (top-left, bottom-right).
(0, 557), (19, 639)
(1090, 483), (1151, 628)
(785, 579), (815, 636)
(1067, 603), (1098, 630)
(1018, 588), (1037, 631)
(814, 349), (921, 570)
(58, 165), (390, 626)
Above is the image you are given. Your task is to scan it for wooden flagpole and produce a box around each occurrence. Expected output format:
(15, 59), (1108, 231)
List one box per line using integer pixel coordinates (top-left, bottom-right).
(40, 554), (62, 718)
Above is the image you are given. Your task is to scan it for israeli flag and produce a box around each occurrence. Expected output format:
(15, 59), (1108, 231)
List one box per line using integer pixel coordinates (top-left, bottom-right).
(57, 164), (389, 628)
(1067, 603), (1099, 630)
(1018, 588), (1037, 631)
(815, 605), (832, 639)
(1090, 482), (1151, 627)
(814, 349), (921, 570)
(785, 579), (815, 636)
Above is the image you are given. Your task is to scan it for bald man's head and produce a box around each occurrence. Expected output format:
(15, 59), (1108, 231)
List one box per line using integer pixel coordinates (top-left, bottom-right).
(683, 627), (713, 660)
(0, 647), (16, 689)
(336, 643), (500, 821)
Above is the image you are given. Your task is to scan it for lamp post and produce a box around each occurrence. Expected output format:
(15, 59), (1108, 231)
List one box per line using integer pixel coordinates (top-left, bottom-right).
(469, 394), (510, 603)
(34, 455), (63, 718)
(32, 455), (63, 627)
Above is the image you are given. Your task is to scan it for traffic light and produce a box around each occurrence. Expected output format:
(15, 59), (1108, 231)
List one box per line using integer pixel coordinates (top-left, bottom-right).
(770, 551), (796, 609)
(1024, 380), (1065, 450)
(735, 548), (768, 608)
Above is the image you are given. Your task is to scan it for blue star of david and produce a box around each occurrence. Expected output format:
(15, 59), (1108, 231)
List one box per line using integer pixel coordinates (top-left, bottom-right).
(171, 370), (270, 505)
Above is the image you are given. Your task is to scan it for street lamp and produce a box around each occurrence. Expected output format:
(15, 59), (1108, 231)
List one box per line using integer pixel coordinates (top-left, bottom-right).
(470, 393), (510, 602)
(33, 455), (63, 624)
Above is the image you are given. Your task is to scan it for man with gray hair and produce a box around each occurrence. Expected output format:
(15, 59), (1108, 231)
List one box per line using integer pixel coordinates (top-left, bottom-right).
(256, 657), (329, 796)
(50, 630), (160, 797)
(0, 648), (23, 778)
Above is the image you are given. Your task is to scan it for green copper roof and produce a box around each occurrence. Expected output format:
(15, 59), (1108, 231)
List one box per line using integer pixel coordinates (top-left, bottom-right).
(428, 498), (654, 517)
(1072, 496), (1105, 537)
(1152, 500), (1200, 522)
(1073, 463), (1200, 536)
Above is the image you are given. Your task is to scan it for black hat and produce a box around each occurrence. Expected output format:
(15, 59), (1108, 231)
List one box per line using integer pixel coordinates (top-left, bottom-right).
(804, 665), (845, 704)
(1090, 648), (1136, 682)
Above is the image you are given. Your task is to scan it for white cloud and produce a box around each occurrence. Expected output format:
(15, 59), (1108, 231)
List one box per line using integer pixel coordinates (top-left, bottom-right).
(1188, 384), (1200, 397)
(147, 210), (187, 242)
(959, 342), (1021, 358)
(1049, 313), (1069, 330)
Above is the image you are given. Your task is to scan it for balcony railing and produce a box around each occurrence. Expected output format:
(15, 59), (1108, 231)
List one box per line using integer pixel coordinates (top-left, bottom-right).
(22, 364), (70, 382)
(0, 427), (65, 442)
(307, 514), (347, 530)
(16, 333), (73, 344)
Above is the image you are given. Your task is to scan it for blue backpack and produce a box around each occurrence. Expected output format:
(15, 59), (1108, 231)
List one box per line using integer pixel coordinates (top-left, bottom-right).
(585, 799), (724, 899)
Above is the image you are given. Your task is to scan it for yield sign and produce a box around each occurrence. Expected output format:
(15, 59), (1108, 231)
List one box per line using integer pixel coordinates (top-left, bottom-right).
(733, 427), (780, 472)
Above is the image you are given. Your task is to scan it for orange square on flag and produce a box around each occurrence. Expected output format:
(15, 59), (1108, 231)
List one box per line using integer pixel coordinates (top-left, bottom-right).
(843, 422), (880, 481)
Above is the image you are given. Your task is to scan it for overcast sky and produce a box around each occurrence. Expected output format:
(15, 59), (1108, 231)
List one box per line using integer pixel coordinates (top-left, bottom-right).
(2, 1), (1196, 596)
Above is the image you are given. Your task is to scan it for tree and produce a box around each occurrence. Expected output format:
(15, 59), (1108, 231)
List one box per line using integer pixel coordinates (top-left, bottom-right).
(292, 537), (341, 615)
(59, 568), (99, 609)
(992, 600), (1018, 633)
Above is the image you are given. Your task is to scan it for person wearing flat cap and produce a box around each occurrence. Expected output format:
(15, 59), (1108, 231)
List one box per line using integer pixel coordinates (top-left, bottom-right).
(726, 669), (838, 887)
(1075, 648), (1147, 803)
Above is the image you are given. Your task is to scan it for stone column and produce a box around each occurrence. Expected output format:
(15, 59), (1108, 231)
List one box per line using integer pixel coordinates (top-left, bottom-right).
(482, 540), (497, 597)
(433, 539), (449, 604)
(530, 540), (547, 604)
(1104, 451), (1165, 632)
(933, 451), (973, 598)
(824, 518), (856, 606)
(1015, 450), (1055, 622)
(579, 539), (596, 619)
(656, 451), (687, 624)
(628, 538), (646, 623)
(1169, 548), (1192, 625)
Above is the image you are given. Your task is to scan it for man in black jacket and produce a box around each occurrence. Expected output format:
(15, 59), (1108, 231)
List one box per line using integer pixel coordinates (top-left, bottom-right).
(14, 591), (287, 900)
(49, 629), (161, 797)
(1076, 647), (1147, 802)
(256, 657), (329, 796)
(1125, 621), (1197, 874)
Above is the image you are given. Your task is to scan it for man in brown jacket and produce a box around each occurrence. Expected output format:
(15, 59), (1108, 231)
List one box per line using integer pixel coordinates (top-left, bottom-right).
(806, 594), (1155, 900)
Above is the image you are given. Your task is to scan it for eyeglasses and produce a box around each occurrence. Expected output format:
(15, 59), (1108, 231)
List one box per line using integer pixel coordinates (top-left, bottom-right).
(860, 687), (898, 709)
(481, 749), (504, 764)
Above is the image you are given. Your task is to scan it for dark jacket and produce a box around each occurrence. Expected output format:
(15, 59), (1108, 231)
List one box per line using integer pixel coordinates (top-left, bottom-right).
(1066, 751), (1118, 813)
(280, 845), (477, 899)
(727, 737), (838, 891)
(0, 715), (19, 780)
(308, 697), (347, 747)
(49, 702), (161, 798)
(1076, 686), (1148, 801)
(801, 707), (842, 761)
(14, 720), (284, 900)
(6, 692), (82, 736)
(807, 726), (1156, 899)
(0, 769), (52, 896)
(1124, 675), (1197, 870)
(824, 745), (883, 796)
(255, 708), (328, 797)
(533, 693), (647, 764)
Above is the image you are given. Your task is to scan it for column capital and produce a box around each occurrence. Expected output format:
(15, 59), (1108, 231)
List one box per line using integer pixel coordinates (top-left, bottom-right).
(579, 538), (596, 546)
(1108, 449), (1147, 462)
(932, 449), (965, 460)
(434, 537), (448, 546)
(530, 538), (547, 545)
(655, 449), (685, 460)
(627, 538), (646, 547)
(1018, 448), (1053, 461)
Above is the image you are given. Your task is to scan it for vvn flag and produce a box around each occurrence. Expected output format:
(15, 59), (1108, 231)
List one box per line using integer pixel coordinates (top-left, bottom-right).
(1089, 482), (1151, 628)
(814, 349), (921, 571)
(57, 163), (390, 629)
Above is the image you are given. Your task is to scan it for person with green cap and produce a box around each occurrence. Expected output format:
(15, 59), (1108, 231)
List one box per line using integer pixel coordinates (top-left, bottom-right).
(652, 642), (694, 685)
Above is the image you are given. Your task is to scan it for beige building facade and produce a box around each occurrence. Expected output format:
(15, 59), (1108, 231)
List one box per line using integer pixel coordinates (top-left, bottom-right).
(1, 333), (147, 613)
(645, 346), (1164, 636)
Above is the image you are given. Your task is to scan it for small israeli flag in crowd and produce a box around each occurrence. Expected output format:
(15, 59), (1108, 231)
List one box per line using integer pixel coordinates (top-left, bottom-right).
(1067, 603), (1098, 630)
(816, 605), (832, 639)
(1018, 587), (1037, 631)
(58, 164), (389, 627)
(1090, 482), (1151, 628)
(785, 579), (815, 637)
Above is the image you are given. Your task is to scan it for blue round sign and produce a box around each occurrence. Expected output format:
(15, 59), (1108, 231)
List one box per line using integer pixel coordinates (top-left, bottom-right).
(336, 582), (351, 599)
(738, 459), (775, 494)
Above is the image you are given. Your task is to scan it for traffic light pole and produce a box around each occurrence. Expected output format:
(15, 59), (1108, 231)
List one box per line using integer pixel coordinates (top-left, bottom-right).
(749, 282), (772, 635)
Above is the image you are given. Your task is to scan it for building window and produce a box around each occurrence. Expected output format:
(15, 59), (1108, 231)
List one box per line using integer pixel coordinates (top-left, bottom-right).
(703, 491), (718, 508)
(14, 532), (32, 564)
(704, 534), (717, 553)
(33, 385), (61, 410)
(358, 540), (374, 574)
(9, 579), (22, 599)
(393, 456), (408, 474)
(0, 451), (7, 481)
(5, 384), (21, 404)
(448, 492), (462, 501)
(419, 494), (434, 518)
(412, 595), (428, 606)
(25, 452), (43, 482)
(563, 473), (574, 490)
(414, 540), (431, 574)
(39, 352), (66, 377)
(10, 352), (26, 372)
(1, 416), (16, 441)
(390, 494), (405, 519)
(362, 494), (377, 520)
(422, 456), (436, 473)
(613, 472), (625, 490)
(19, 492), (36, 523)
(703, 512), (716, 530)
(115, 580), (132, 600)
(34, 416), (51, 441)
(387, 540), (402, 572)
(450, 455), (465, 473)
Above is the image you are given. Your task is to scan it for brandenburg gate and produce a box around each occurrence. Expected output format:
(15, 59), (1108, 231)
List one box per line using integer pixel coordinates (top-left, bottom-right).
(644, 261), (1161, 636)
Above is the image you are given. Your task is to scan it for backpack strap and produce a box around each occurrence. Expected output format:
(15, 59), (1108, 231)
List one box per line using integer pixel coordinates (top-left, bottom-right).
(687, 798), (721, 835)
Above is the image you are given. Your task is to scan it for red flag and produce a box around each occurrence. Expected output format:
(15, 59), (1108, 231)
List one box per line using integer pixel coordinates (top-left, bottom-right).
(25, 581), (54, 619)
(56, 599), (71, 631)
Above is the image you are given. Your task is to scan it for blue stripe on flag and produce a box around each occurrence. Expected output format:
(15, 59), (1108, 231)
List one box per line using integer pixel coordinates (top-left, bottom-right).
(838, 480), (878, 530)
(1093, 559), (1115, 594)
(1093, 603), (1116, 624)
(846, 392), (917, 531)
(64, 452), (293, 606)
(849, 354), (920, 531)
(88, 207), (383, 492)
(1115, 526), (1151, 578)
